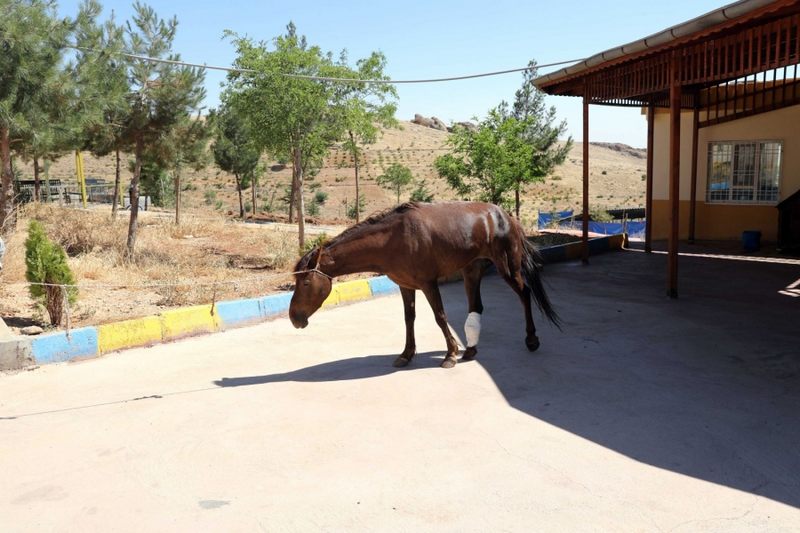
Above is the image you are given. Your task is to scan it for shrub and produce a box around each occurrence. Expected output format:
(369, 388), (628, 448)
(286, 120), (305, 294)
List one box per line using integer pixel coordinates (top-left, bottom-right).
(306, 198), (320, 216)
(204, 189), (217, 205)
(314, 190), (329, 205)
(301, 232), (329, 255)
(25, 220), (78, 326)
(409, 180), (434, 202)
(346, 195), (366, 220)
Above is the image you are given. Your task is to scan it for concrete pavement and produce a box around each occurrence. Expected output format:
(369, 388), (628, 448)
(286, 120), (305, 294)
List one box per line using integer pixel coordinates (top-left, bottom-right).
(2, 251), (799, 531)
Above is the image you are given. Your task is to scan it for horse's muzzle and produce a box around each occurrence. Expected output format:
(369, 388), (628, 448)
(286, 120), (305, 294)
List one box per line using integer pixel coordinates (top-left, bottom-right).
(290, 314), (308, 329)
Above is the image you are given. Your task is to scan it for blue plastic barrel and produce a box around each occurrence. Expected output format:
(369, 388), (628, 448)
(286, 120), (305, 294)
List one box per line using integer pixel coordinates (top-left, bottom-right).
(742, 230), (761, 252)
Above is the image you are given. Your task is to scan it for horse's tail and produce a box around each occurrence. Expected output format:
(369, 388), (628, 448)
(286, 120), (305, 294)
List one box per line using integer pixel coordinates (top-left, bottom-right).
(520, 235), (562, 329)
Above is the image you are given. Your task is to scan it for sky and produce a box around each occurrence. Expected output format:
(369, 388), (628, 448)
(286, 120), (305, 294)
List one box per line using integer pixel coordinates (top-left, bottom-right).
(59, 0), (728, 148)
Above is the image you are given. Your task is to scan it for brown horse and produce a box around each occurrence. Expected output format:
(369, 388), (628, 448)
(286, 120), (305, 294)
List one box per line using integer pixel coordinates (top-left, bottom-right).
(289, 201), (559, 368)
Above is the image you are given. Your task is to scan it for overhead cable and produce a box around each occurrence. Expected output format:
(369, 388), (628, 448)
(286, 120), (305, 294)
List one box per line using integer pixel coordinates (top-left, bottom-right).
(71, 46), (584, 84)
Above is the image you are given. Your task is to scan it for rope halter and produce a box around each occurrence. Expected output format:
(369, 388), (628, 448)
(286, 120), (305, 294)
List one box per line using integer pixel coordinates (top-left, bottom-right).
(294, 246), (332, 280)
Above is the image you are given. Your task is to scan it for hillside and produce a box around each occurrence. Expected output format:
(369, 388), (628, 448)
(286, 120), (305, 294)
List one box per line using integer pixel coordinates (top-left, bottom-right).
(16, 121), (646, 227)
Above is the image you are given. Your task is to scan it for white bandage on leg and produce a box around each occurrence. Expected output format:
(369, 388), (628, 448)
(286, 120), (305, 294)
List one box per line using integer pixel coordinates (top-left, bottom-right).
(464, 312), (481, 347)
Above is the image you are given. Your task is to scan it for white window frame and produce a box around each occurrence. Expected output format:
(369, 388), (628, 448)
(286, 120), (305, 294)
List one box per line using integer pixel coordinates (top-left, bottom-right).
(705, 140), (783, 205)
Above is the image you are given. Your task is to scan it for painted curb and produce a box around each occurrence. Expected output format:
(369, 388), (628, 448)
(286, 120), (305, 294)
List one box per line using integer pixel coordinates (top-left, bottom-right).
(260, 293), (293, 317)
(30, 327), (98, 365)
(161, 304), (221, 341)
(98, 316), (163, 355)
(215, 298), (263, 328)
(18, 275), (400, 368)
(0, 338), (35, 371)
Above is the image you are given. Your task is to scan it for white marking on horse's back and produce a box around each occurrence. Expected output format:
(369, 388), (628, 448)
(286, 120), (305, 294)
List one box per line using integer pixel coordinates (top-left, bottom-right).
(490, 206), (509, 238)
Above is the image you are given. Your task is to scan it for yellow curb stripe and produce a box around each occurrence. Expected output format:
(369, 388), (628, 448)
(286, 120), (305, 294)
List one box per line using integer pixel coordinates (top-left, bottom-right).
(161, 304), (221, 340)
(334, 280), (372, 303)
(98, 316), (163, 354)
(321, 286), (341, 308)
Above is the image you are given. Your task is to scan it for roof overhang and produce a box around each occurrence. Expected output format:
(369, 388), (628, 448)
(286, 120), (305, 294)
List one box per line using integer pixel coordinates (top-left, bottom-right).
(533, 0), (797, 95)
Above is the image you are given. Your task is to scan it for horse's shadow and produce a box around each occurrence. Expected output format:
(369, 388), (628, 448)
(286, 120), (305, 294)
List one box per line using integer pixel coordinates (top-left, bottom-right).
(213, 351), (446, 388)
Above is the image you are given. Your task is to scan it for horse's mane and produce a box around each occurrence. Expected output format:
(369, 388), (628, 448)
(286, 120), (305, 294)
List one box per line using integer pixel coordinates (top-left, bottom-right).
(330, 202), (418, 245)
(293, 202), (419, 273)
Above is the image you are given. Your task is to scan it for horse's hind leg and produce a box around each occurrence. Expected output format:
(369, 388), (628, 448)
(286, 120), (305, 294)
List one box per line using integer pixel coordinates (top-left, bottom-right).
(393, 287), (417, 368)
(420, 282), (460, 368)
(461, 260), (485, 361)
(494, 250), (540, 352)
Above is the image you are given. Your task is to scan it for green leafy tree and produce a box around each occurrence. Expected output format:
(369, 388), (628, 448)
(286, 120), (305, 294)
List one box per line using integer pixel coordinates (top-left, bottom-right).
(210, 105), (261, 219)
(505, 60), (572, 217)
(25, 220), (78, 326)
(377, 163), (413, 204)
(225, 22), (354, 249)
(435, 60), (571, 217)
(435, 108), (521, 207)
(334, 51), (398, 222)
(0, 0), (98, 231)
(121, 2), (205, 257)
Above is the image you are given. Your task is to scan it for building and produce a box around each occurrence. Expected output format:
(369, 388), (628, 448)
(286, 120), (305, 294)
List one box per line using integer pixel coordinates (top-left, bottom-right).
(533, 0), (800, 296)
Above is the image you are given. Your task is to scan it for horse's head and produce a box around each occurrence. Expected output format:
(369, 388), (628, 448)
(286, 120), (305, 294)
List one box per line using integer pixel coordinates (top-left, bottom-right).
(289, 247), (332, 329)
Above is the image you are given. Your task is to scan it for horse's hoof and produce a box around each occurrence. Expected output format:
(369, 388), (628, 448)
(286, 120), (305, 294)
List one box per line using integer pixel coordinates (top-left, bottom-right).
(526, 336), (540, 352)
(393, 357), (411, 368)
(462, 346), (478, 360)
(441, 356), (457, 369)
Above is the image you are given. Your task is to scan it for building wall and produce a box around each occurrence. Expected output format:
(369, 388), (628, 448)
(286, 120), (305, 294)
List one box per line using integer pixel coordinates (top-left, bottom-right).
(650, 104), (800, 241)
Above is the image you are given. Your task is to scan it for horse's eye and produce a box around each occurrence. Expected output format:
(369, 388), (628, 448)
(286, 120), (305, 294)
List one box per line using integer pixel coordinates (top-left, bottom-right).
(303, 280), (310, 286)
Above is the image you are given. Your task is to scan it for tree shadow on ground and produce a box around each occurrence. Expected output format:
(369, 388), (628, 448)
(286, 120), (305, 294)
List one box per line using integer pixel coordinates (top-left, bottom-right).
(214, 351), (445, 388)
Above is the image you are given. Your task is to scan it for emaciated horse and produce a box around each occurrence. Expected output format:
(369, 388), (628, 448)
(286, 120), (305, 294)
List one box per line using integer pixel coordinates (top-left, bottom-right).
(289, 201), (559, 368)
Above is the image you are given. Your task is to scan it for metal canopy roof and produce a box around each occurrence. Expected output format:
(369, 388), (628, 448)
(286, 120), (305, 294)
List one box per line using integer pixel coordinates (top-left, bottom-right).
(533, 0), (785, 90)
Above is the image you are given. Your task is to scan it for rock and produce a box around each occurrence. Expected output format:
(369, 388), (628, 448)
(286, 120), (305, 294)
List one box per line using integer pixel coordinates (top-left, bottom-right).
(430, 117), (448, 131)
(455, 121), (478, 132)
(412, 114), (434, 128)
(20, 326), (44, 336)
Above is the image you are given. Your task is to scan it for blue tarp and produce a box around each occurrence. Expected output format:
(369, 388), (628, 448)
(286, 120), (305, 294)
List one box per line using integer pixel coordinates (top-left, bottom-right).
(538, 210), (574, 229)
(555, 220), (647, 239)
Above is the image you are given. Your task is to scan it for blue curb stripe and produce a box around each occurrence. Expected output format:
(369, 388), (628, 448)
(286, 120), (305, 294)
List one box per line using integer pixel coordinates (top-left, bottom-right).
(260, 292), (293, 317)
(368, 276), (399, 296)
(32, 327), (99, 365)
(216, 298), (263, 328)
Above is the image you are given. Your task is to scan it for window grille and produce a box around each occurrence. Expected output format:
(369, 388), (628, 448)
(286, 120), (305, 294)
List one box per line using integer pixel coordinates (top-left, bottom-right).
(706, 141), (781, 204)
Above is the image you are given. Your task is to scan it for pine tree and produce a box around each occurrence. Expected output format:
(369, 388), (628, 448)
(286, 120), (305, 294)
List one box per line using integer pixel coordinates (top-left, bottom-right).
(121, 2), (205, 257)
(25, 220), (78, 326)
(0, 0), (97, 231)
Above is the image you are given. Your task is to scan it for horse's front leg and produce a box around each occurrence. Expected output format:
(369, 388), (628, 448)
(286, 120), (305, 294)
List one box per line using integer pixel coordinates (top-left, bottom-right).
(393, 287), (417, 368)
(421, 282), (460, 369)
(461, 260), (486, 361)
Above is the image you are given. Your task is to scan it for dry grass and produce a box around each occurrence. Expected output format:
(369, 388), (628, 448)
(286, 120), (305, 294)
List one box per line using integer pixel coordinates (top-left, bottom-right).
(0, 204), (304, 329)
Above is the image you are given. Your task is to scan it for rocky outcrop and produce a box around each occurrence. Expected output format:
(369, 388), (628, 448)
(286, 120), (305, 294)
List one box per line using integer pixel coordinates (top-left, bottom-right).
(430, 117), (448, 131)
(454, 121), (478, 132)
(412, 114), (448, 131)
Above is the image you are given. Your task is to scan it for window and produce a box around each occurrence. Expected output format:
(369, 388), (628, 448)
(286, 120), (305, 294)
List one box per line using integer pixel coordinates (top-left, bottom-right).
(706, 141), (781, 204)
